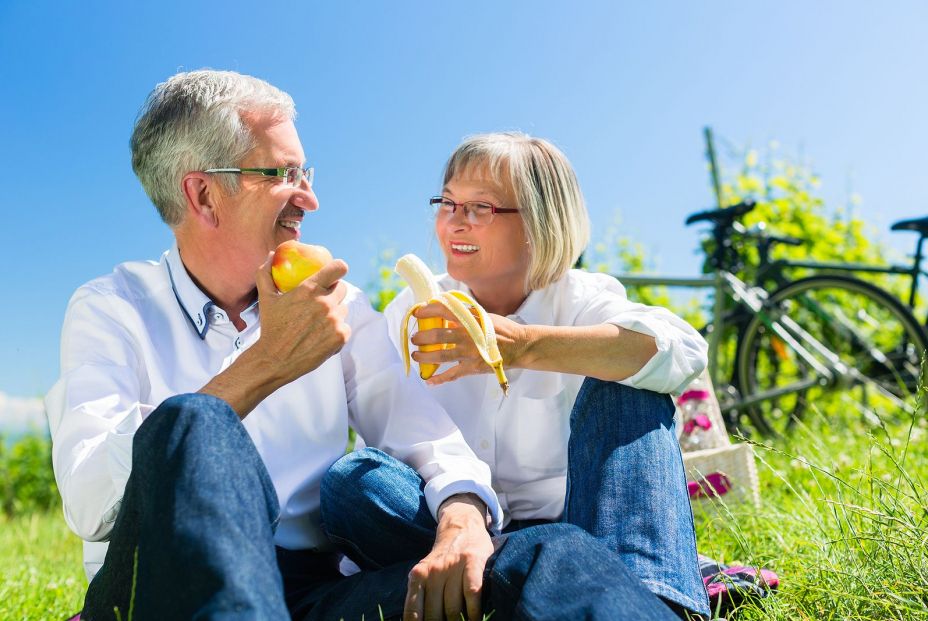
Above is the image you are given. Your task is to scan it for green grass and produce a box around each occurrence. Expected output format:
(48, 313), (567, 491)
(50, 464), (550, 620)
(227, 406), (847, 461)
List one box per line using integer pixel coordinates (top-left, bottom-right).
(694, 402), (928, 620)
(0, 510), (84, 620)
(4, 402), (927, 620)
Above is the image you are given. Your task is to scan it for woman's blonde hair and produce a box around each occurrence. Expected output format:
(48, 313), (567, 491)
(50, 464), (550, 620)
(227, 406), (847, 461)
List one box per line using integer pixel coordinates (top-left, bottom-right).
(442, 132), (590, 291)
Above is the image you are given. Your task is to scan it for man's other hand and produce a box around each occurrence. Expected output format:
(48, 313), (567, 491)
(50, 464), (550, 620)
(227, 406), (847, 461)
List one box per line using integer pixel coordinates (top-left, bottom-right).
(404, 494), (493, 621)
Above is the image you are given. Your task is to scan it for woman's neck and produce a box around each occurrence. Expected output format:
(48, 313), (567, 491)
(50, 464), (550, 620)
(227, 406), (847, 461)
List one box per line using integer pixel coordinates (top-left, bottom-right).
(466, 279), (529, 316)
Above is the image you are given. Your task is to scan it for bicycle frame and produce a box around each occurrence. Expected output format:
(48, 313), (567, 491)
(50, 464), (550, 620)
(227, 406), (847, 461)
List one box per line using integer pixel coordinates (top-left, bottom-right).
(615, 270), (855, 411)
(765, 258), (926, 318)
(616, 201), (928, 425)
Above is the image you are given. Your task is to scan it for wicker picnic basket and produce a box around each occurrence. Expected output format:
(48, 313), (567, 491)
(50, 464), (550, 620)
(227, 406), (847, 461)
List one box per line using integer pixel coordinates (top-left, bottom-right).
(675, 370), (760, 509)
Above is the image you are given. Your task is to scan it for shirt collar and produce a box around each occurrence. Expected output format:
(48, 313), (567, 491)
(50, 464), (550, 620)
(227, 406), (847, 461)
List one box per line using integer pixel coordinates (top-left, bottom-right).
(164, 243), (214, 339)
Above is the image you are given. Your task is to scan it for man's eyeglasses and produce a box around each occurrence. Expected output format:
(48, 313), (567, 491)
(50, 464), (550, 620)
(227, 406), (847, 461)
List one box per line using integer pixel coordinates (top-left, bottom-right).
(429, 197), (518, 226)
(204, 166), (314, 188)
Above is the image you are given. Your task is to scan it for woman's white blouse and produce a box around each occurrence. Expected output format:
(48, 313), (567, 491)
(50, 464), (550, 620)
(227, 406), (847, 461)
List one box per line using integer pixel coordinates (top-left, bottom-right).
(384, 269), (708, 523)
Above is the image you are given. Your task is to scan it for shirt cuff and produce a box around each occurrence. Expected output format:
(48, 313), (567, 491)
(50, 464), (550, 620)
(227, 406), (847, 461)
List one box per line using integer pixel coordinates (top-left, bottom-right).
(424, 473), (503, 535)
(607, 317), (706, 394)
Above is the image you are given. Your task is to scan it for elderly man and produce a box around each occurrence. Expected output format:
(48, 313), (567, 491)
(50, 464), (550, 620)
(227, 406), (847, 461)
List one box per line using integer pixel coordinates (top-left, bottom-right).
(47, 70), (681, 621)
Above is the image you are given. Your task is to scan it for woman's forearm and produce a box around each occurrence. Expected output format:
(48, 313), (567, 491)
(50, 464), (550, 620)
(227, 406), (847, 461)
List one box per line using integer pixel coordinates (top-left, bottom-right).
(512, 323), (658, 382)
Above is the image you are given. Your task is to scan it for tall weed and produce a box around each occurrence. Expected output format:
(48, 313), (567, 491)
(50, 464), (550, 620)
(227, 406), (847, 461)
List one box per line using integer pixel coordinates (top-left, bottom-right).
(695, 384), (928, 620)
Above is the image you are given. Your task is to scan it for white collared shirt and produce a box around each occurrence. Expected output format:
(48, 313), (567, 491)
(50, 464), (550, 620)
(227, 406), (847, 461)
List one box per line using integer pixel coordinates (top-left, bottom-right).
(46, 245), (502, 581)
(384, 269), (707, 523)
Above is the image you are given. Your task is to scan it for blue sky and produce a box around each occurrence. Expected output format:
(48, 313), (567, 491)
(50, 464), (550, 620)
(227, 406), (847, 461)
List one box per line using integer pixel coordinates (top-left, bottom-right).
(1, 1), (927, 413)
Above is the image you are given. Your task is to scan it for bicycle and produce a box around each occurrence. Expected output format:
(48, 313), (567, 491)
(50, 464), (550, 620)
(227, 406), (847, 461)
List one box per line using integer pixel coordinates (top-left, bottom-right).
(615, 200), (928, 435)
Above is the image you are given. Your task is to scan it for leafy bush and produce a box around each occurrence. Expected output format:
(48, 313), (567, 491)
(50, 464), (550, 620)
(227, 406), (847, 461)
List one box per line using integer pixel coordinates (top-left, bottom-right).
(0, 434), (60, 517)
(366, 248), (407, 313)
(709, 142), (901, 295)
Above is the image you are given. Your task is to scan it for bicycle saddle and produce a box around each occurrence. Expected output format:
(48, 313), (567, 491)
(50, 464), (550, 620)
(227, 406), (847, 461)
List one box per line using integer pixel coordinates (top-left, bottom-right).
(685, 200), (756, 227)
(890, 216), (928, 235)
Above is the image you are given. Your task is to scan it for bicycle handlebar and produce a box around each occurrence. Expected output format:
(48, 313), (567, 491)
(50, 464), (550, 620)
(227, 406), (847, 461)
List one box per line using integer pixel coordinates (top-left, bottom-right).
(744, 223), (803, 247)
(684, 200), (756, 227)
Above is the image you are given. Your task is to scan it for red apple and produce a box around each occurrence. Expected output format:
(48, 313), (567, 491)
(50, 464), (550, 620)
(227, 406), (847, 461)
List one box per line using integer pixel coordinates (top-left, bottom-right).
(271, 240), (333, 293)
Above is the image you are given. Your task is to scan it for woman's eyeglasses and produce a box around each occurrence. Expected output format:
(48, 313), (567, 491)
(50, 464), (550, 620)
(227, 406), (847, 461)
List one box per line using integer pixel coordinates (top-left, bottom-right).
(429, 196), (518, 226)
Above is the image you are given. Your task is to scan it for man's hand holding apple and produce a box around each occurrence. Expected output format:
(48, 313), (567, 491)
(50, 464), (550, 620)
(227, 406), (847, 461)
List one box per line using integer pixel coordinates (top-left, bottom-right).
(199, 242), (350, 418)
(253, 246), (351, 385)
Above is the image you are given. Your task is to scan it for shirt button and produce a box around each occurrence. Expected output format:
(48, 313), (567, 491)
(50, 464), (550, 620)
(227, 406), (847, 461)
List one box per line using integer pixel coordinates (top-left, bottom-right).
(234, 337), (242, 349)
(196, 314), (203, 326)
(480, 439), (490, 450)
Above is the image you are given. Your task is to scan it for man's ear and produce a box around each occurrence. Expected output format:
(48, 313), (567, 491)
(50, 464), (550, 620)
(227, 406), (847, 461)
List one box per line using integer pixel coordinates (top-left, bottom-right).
(181, 172), (219, 228)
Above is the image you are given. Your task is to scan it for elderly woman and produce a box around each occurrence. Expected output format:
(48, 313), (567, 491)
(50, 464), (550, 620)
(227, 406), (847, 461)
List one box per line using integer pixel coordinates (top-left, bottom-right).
(383, 132), (711, 619)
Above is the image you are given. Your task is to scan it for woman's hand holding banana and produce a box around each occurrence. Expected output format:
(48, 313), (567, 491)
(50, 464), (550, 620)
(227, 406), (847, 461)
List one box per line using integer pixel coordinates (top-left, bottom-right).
(410, 303), (528, 387)
(394, 254), (511, 394)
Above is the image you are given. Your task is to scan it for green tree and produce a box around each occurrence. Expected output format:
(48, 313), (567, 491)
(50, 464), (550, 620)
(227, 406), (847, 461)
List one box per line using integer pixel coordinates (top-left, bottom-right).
(710, 141), (903, 299)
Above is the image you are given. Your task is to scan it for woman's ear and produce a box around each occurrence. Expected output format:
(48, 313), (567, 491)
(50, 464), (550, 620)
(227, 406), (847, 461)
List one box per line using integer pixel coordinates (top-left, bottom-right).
(181, 172), (219, 228)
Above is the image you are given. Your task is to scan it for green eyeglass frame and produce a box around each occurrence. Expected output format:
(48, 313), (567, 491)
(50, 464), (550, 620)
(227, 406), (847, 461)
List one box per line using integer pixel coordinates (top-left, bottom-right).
(204, 166), (314, 187)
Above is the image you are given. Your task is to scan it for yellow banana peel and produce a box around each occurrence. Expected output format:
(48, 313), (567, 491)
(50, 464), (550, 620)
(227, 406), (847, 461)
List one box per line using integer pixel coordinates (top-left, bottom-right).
(395, 254), (509, 395)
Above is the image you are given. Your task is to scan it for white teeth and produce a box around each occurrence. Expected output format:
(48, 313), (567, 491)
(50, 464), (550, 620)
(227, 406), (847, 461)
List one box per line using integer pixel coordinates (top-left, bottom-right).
(279, 220), (301, 230)
(451, 244), (479, 253)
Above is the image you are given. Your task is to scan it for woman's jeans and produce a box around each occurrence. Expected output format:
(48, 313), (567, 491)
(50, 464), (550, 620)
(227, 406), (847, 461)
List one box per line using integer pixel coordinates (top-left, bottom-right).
(565, 378), (708, 616)
(323, 379), (709, 619)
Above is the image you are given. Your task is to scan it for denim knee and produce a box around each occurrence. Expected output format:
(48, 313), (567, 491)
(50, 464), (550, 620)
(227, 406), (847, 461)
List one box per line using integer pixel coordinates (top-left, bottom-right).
(495, 523), (599, 572)
(510, 522), (588, 548)
(571, 378), (675, 439)
(324, 446), (390, 479)
(489, 523), (681, 620)
(131, 393), (274, 510)
(321, 448), (390, 511)
(321, 448), (435, 570)
(135, 393), (240, 452)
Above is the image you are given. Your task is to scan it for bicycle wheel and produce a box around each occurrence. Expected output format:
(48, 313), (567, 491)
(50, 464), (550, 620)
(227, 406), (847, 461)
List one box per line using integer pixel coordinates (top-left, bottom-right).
(735, 275), (928, 435)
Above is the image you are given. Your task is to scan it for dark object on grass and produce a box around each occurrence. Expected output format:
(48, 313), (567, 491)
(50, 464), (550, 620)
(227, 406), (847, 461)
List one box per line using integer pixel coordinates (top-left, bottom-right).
(698, 554), (779, 616)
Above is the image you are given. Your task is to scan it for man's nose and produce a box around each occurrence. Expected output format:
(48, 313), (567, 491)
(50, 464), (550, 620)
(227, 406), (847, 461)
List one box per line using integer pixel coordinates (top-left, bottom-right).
(292, 185), (319, 212)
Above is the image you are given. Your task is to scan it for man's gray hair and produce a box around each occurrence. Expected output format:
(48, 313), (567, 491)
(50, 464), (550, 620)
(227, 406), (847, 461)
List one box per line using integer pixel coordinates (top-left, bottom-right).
(442, 132), (590, 291)
(131, 70), (296, 226)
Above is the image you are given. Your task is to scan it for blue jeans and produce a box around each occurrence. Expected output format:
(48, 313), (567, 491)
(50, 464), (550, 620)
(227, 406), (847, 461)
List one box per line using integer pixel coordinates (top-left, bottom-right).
(82, 394), (289, 620)
(565, 378), (708, 615)
(322, 448), (681, 620)
(80, 395), (425, 621)
(322, 378), (708, 619)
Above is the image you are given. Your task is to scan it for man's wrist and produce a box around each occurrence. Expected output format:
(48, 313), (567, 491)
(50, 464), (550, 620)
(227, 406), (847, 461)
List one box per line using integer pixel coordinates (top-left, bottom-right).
(197, 345), (285, 419)
(437, 493), (492, 530)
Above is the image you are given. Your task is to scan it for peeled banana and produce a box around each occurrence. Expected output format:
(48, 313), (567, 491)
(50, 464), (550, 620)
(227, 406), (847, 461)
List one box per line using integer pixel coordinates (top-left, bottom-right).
(394, 254), (509, 394)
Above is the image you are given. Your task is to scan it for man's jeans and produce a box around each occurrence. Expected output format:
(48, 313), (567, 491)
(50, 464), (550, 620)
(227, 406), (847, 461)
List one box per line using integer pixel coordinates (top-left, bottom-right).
(82, 394), (288, 620)
(322, 378), (708, 619)
(82, 394), (431, 621)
